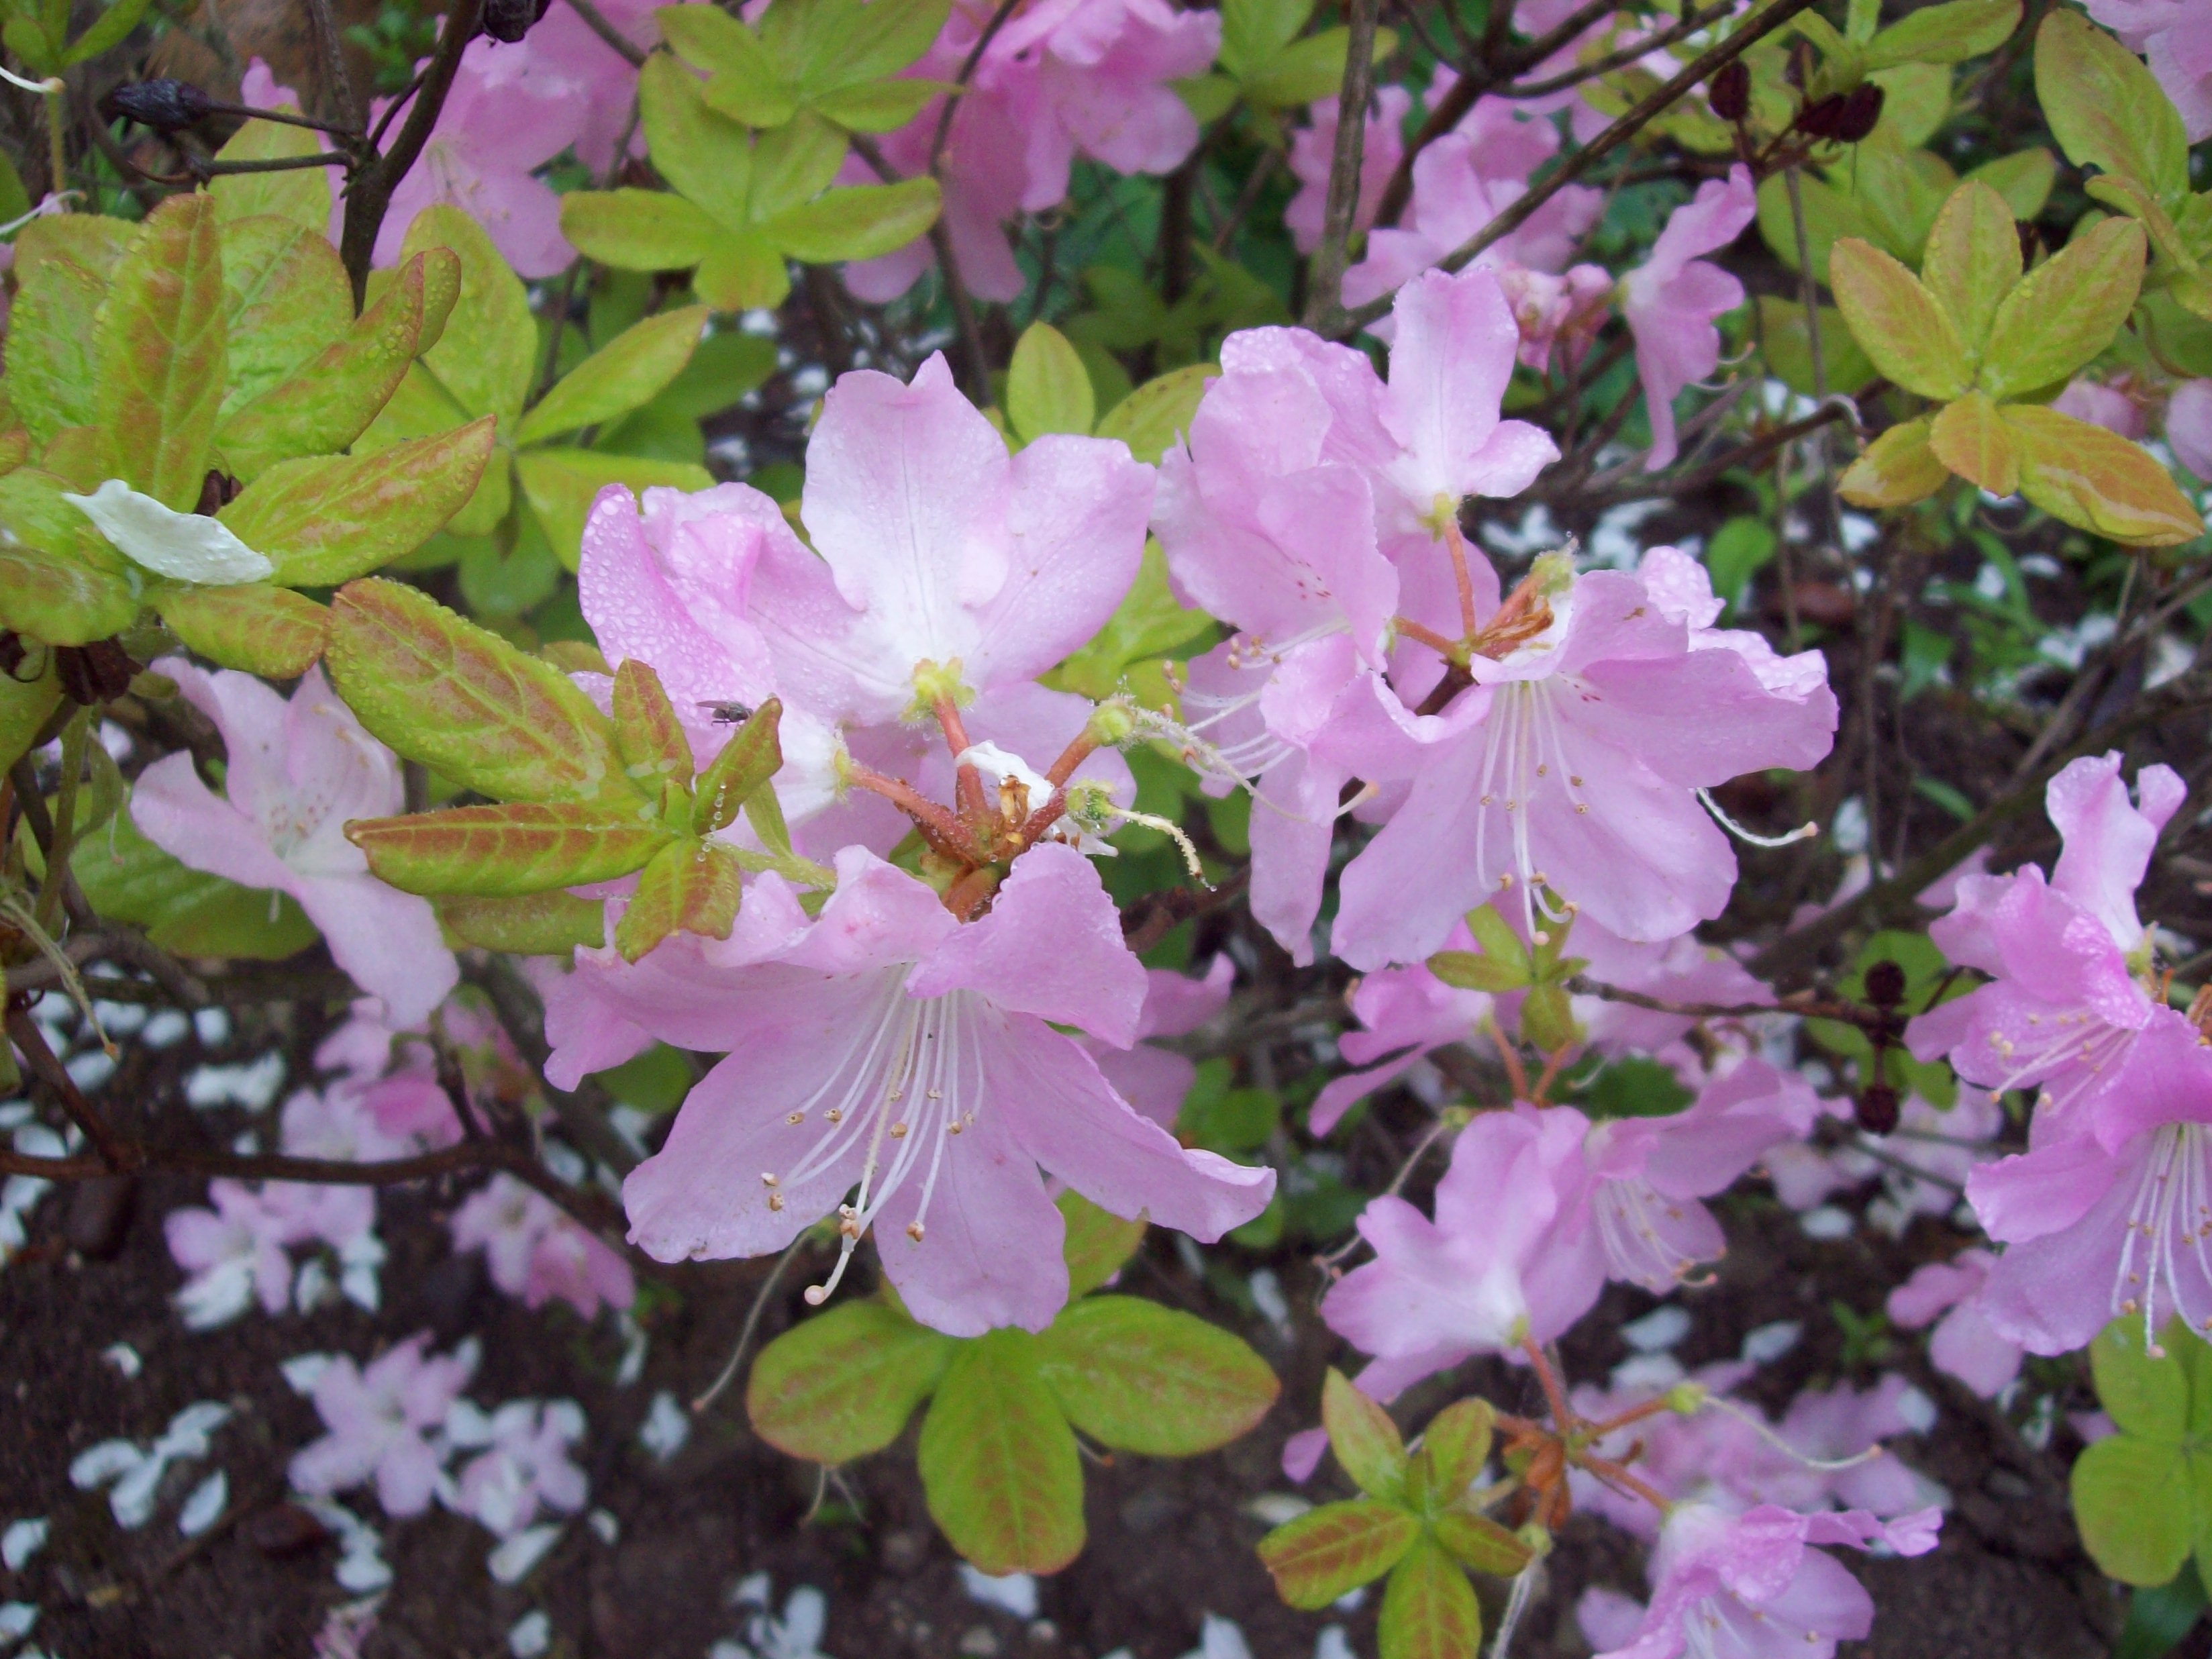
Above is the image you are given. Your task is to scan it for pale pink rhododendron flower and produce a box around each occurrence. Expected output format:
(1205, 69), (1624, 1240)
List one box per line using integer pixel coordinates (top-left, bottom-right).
(289, 1334), (478, 1517)
(368, 36), (585, 277)
(164, 1180), (328, 1329)
(517, 0), (670, 170)
(2051, 375), (2148, 440)
(442, 1398), (591, 1538)
(1285, 86), (1411, 254)
(1888, 1250), (2024, 1398)
(1621, 164), (1756, 470)
(2168, 379), (2212, 481)
(1308, 918), (1493, 1135)
(1579, 1502), (1942, 1659)
(844, 0), (1218, 301)
(1153, 266), (1557, 960)
(2083, 0), (2212, 139)
(540, 844), (1270, 1336)
(1331, 545), (1836, 968)
(130, 660), (457, 1027)
(1908, 752), (2182, 1130)
(1080, 956), (1236, 1129)
(450, 1173), (637, 1318)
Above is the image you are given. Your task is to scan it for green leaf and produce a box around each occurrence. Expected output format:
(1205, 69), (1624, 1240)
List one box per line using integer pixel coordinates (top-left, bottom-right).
(2035, 10), (2189, 207)
(219, 215), (353, 416)
(1828, 237), (1971, 400)
(209, 117), (334, 233)
(2093, 1319), (2192, 1443)
(152, 583), (327, 676)
(1050, 540), (1212, 702)
(764, 178), (942, 263)
(1378, 1534), (1482, 1659)
(434, 889), (607, 954)
(1060, 1189), (1146, 1297)
(14, 213), (132, 286)
(1427, 949), (1528, 993)
(642, 52), (756, 229)
(1920, 180), (2020, 356)
(348, 801), (670, 897)
(1756, 168), (1875, 282)
(1217, 0), (1312, 81)
(0, 659), (61, 775)
(219, 248), (461, 481)
(220, 417), (498, 586)
(694, 235), (792, 311)
(0, 542), (138, 645)
(1094, 362), (1216, 464)
(560, 189), (722, 272)
(1519, 983), (1577, 1053)
(613, 657), (695, 792)
(615, 838), (744, 960)
(1007, 321), (1096, 444)
(1862, 0), (2017, 70)
(518, 306), (709, 448)
(5, 252), (105, 445)
(1838, 415), (1949, 507)
(398, 204), (537, 428)
(1964, 148), (2055, 223)
(1929, 392), (2020, 496)
(1257, 1501), (1421, 1609)
(1999, 405), (2204, 548)
(1752, 295), (1878, 397)
(2076, 1437), (2196, 1587)
(326, 577), (638, 806)
(799, 0), (952, 91)
(1429, 1508), (1531, 1577)
(810, 77), (952, 132)
(1414, 1401), (1493, 1509)
(96, 193), (227, 509)
(1978, 217), (2146, 399)
(73, 805), (319, 959)
(58, 0), (152, 66)
(693, 697), (783, 834)
(748, 1297), (958, 1464)
(515, 448), (716, 572)
(1034, 1297), (1278, 1456)
(1324, 1366), (1408, 1501)
(918, 1332), (1087, 1575)
(660, 4), (801, 125)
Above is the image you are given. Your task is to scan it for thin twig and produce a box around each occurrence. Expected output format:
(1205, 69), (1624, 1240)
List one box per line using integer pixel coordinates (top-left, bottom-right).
(562, 0), (648, 69)
(1301, 0), (1380, 329)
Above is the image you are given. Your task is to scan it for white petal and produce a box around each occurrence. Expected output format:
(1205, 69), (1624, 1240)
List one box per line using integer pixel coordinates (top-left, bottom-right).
(281, 1353), (334, 1395)
(64, 480), (274, 583)
(68, 1442), (142, 1489)
(178, 1470), (228, 1536)
(508, 1610), (552, 1658)
(0, 1601), (37, 1640)
(1, 1519), (47, 1572)
(487, 1523), (563, 1585)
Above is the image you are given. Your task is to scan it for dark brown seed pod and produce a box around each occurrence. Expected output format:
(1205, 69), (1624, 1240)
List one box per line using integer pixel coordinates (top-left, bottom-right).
(101, 79), (215, 134)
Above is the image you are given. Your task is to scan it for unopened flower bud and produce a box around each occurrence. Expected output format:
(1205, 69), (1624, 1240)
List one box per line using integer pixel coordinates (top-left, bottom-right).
(1664, 1382), (1708, 1415)
(481, 0), (551, 42)
(1795, 81), (1884, 144)
(1708, 60), (1750, 123)
(102, 78), (213, 133)
(1856, 1080), (1901, 1136)
(1085, 697), (1137, 747)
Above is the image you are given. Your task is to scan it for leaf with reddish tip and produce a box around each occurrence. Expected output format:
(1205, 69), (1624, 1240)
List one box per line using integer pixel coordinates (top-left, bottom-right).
(1430, 1508), (1533, 1576)
(748, 1297), (956, 1464)
(614, 838), (744, 960)
(1828, 238), (1970, 401)
(348, 801), (671, 897)
(919, 1332), (1087, 1575)
(0, 543), (138, 645)
(1378, 1535), (1482, 1659)
(153, 583), (328, 676)
(95, 193), (227, 509)
(1929, 392), (2021, 496)
(7, 253), (106, 445)
(223, 418), (499, 587)
(220, 215), (351, 414)
(2001, 405), (2205, 548)
(1034, 1296), (1278, 1456)
(1919, 179), (2020, 357)
(693, 697), (783, 834)
(1258, 1501), (1421, 1609)
(1415, 1400), (1494, 1511)
(1838, 417), (1949, 508)
(1978, 217), (2146, 400)
(434, 890), (607, 955)
(613, 658), (695, 793)
(327, 578), (638, 806)
(1324, 1366), (1409, 1501)
(2034, 9), (2189, 205)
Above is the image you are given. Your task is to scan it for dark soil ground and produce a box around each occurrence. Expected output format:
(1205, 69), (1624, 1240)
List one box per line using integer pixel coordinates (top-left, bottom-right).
(0, 1032), (2131, 1659)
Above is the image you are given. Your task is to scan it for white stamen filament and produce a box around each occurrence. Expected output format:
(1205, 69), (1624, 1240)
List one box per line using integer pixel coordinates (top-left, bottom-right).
(1470, 681), (1591, 936)
(1695, 787), (1817, 849)
(1979, 1013), (2135, 1120)
(1591, 1177), (1703, 1293)
(2111, 1122), (2212, 1356)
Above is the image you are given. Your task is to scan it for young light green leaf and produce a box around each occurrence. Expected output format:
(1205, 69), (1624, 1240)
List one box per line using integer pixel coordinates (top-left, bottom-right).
(1378, 1535), (1482, 1659)
(1415, 1400), (1493, 1508)
(613, 657), (695, 791)
(615, 838), (744, 960)
(1828, 238), (1971, 400)
(764, 179), (942, 263)
(60, 0), (154, 66)
(1048, 539), (1212, 701)
(748, 1297), (958, 1464)
(1977, 217), (2145, 399)
(6, 252), (105, 444)
(1963, 147), (2055, 223)
(798, 0), (952, 91)
(810, 77), (952, 132)
(1323, 1366), (1409, 1502)
(2035, 10), (2189, 205)
(2092, 1319), (2191, 1443)
(918, 1333), (1087, 1575)
(0, 544), (138, 646)
(326, 577), (638, 806)
(517, 306), (709, 448)
(1425, 949), (1527, 993)
(1919, 179), (2020, 354)
(219, 417), (497, 587)
(515, 448), (716, 571)
(1257, 1501), (1421, 1609)
(1034, 1297), (1278, 1456)
(348, 801), (672, 897)
(1007, 321), (1096, 444)
(96, 193), (227, 509)
(398, 204), (538, 428)
(209, 116), (335, 232)
(693, 697), (783, 834)
(695, 234), (792, 311)
(1060, 1189), (1146, 1297)
(1519, 982), (1578, 1054)
(2073, 1436), (2195, 1587)
(73, 805), (319, 960)
(1429, 1508), (1532, 1576)
(2000, 404), (2204, 548)
(560, 189), (723, 272)
(1094, 363), (1217, 464)
(153, 583), (328, 677)
(221, 215), (352, 413)
(642, 53), (757, 229)
(1838, 415), (1949, 507)
(434, 890), (608, 955)
(1754, 170), (1876, 283)
(1929, 392), (2020, 496)
(1861, 0), (2017, 70)
(660, 3), (801, 124)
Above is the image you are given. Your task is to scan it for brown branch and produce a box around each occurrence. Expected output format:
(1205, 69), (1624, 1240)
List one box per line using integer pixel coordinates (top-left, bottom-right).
(1301, 0), (1380, 329)
(1567, 975), (1870, 1028)
(1332, 0), (1825, 337)
(561, 0), (648, 68)
(7, 1005), (136, 1170)
(928, 0), (1023, 172)
(1501, 0), (1738, 102)
(1121, 865), (1249, 955)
